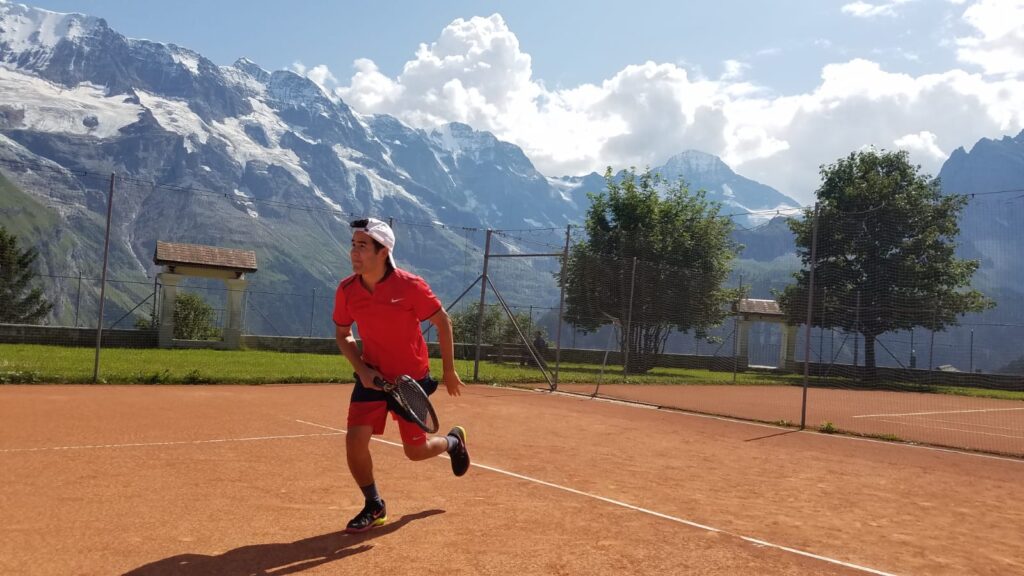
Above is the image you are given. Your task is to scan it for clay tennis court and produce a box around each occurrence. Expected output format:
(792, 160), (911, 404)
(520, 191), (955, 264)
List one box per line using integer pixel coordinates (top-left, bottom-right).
(2, 384), (1022, 575)
(557, 383), (1024, 455)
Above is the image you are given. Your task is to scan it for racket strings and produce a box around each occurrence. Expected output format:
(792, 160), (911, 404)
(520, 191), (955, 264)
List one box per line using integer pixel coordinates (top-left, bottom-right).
(393, 378), (437, 431)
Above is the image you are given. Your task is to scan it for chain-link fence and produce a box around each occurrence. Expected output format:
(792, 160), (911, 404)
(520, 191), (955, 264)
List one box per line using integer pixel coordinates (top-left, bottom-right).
(2, 161), (1022, 456)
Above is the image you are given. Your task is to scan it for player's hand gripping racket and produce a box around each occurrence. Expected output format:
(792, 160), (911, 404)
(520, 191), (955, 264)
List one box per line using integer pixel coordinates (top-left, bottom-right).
(374, 375), (439, 433)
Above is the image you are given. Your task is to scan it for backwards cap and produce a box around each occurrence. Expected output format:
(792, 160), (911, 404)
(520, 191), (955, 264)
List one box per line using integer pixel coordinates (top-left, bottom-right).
(350, 217), (396, 267)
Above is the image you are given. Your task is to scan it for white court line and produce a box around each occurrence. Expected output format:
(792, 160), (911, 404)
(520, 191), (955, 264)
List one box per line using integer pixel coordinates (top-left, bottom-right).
(294, 419), (897, 576)
(0, 431), (344, 453)
(873, 419), (1024, 440)
(547, 390), (1024, 464)
(896, 415), (1020, 432)
(853, 407), (1024, 418)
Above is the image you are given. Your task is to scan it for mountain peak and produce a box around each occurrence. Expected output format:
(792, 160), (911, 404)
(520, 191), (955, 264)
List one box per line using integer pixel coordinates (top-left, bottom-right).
(661, 150), (733, 177)
(232, 57), (270, 84)
(428, 122), (499, 156)
(0, 2), (106, 54)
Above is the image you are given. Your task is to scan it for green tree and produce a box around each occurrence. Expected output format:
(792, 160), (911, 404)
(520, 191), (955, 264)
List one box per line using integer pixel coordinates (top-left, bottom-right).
(561, 167), (740, 374)
(450, 305), (534, 346)
(173, 292), (219, 340)
(0, 226), (52, 324)
(778, 149), (994, 375)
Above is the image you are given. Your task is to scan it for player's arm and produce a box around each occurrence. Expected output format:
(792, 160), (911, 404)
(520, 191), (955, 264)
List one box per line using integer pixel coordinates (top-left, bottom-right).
(426, 308), (465, 396)
(335, 324), (382, 390)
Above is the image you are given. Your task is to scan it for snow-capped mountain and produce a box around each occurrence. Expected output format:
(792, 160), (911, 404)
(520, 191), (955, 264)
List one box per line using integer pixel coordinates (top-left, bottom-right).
(657, 151), (802, 222)
(0, 2), (595, 332)
(0, 1), (802, 334)
(550, 150), (802, 228)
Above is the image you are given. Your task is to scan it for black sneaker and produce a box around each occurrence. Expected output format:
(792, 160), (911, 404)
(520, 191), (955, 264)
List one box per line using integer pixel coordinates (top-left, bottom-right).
(449, 426), (470, 477)
(345, 499), (387, 533)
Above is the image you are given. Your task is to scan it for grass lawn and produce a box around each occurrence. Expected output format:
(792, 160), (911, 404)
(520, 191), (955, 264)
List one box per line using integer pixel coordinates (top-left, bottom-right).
(0, 344), (1022, 401)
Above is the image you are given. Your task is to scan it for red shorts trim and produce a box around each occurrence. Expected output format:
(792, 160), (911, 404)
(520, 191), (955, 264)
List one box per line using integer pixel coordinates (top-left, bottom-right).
(347, 401), (428, 446)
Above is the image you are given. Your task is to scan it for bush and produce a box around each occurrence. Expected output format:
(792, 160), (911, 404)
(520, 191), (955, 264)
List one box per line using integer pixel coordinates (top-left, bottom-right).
(173, 292), (219, 340)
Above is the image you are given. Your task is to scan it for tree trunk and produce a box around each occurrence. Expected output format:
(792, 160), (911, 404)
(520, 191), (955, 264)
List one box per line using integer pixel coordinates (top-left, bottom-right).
(623, 324), (662, 375)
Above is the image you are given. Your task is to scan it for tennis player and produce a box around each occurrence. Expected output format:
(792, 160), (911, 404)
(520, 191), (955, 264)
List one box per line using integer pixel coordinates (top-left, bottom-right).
(333, 217), (470, 534)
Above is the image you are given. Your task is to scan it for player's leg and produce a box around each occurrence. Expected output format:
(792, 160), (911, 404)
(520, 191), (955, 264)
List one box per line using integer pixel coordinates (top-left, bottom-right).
(345, 400), (389, 533)
(396, 416), (471, 476)
(346, 424), (376, 486)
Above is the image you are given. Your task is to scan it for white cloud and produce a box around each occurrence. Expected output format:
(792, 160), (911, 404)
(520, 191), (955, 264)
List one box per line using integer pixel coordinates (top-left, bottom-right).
(335, 12), (1024, 203)
(721, 59), (749, 81)
(956, 0), (1024, 77)
(894, 131), (946, 160)
(841, 0), (914, 18)
(290, 61), (338, 91)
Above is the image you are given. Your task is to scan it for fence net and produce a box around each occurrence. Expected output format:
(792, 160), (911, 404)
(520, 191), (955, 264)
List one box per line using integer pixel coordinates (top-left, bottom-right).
(1, 163), (1022, 456)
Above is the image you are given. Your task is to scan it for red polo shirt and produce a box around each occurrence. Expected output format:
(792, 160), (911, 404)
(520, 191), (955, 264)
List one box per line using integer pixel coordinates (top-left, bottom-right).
(333, 268), (442, 382)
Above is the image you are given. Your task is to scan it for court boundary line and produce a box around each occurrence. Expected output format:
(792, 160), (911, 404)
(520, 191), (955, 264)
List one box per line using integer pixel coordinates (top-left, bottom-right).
(853, 407), (1024, 418)
(294, 419), (897, 576)
(0, 431), (344, 453)
(547, 388), (1024, 464)
(872, 418), (1023, 439)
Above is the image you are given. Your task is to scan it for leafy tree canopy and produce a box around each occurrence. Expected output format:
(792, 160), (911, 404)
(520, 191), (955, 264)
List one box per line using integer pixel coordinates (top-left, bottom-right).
(778, 148), (994, 371)
(561, 167), (740, 373)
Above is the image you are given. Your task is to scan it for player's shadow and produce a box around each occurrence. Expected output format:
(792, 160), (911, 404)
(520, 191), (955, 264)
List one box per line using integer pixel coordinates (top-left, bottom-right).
(122, 509), (444, 576)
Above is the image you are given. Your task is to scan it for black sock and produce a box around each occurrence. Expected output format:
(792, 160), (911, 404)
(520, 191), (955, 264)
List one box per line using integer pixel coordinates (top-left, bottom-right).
(446, 434), (461, 454)
(360, 483), (382, 506)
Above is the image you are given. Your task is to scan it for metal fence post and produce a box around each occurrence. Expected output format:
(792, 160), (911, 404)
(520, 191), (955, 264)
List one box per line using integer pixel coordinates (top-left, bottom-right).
(623, 256), (637, 377)
(472, 230), (492, 381)
(92, 173), (115, 383)
(553, 224), (570, 390)
(800, 203), (819, 429)
(74, 272), (82, 327)
(308, 288), (316, 337)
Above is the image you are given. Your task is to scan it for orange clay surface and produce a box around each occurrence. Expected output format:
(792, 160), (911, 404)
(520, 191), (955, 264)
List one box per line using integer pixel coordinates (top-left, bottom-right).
(1, 384), (1022, 576)
(557, 383), (1024, 456)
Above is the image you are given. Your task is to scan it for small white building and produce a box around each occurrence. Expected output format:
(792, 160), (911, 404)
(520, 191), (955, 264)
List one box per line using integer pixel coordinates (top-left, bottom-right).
(733, 298), (798, 371)
(153, 241), (257, 349)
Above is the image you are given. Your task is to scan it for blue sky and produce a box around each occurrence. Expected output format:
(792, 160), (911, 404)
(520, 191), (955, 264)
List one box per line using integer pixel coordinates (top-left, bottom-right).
(27, 0), (963, 92)
(20, 0), (1024, 202)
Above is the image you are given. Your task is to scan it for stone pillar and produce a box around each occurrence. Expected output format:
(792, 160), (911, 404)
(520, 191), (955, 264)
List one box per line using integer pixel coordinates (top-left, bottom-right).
(737, 319), (751, 369)
(157, 272), (182, 348)
(783, 324), (799, 372)
(223, 277), (247, 350)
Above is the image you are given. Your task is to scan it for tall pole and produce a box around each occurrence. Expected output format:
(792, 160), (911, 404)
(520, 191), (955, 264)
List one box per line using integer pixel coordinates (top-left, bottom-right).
(929, 309), (936, 370)
(853, 291), (861, 367)
(910, 329), (916, 369)
(553, 225), (570, 390)
(151, 276), (159, 327)
(819, 286), (826, 363)
(800, 203), (819, 430)
(733, 274), (743, 384)
(308, 288), (316, 337)
(623, 256), (638, 377)
(74, 272), (82, 327)
(472, 230), (493, 381)
(969, 328), (974, 373)
(93, 173), (115, 383)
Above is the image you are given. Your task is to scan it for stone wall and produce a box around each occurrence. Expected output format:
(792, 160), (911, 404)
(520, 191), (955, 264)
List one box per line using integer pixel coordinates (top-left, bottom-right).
(0, 324), (157, 348)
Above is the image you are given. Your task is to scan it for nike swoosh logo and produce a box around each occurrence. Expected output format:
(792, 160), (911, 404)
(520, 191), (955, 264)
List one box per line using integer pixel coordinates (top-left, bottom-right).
(390, 298), (404, 303)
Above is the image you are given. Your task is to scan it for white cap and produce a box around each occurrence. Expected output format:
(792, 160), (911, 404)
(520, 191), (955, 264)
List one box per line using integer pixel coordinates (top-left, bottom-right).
(351, 217), (396, 268)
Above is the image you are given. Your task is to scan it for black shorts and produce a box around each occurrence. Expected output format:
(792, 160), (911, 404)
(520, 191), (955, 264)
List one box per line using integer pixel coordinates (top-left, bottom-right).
(350, 373), (439, 404)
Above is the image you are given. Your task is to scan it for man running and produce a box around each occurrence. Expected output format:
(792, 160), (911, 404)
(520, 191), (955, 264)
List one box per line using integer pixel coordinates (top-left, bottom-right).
(333, 217), (470, 533)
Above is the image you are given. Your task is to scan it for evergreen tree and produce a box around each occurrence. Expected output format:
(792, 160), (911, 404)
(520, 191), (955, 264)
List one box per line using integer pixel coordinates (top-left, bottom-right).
(0, 226), (52, 324)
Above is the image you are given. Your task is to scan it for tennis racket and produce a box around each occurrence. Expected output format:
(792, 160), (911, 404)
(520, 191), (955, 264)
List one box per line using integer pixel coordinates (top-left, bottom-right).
(374, 375), (439, 434)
